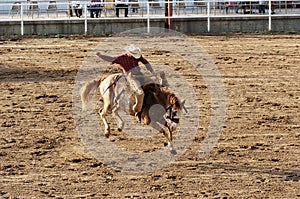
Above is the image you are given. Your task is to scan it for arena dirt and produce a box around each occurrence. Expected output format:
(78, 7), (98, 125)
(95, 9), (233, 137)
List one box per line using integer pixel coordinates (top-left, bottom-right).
(0, 34), (299, 198)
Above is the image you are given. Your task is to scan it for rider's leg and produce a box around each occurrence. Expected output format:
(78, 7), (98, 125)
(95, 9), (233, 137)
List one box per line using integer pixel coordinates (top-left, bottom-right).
(133, 88), (144, 113)
(126, 73), (144, 113)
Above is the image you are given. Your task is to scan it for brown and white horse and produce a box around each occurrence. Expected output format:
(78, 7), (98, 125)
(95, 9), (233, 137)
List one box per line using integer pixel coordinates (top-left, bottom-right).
(80, 73), (186, 153)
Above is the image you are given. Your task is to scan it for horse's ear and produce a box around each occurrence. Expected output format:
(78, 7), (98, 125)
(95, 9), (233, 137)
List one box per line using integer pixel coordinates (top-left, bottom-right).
(180, 100), (188, 113)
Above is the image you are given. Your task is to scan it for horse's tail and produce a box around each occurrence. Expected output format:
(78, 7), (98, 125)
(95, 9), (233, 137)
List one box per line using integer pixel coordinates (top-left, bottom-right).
(80, 78), (101, 111)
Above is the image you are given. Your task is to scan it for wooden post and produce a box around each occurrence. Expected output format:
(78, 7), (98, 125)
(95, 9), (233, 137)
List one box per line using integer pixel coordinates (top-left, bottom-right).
(164, 0), (172, 30)
(67, 0), (71, 17)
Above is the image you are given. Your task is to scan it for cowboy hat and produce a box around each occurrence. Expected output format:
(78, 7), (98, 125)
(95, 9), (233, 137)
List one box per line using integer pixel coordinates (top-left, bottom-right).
(124, 44), (142, 59)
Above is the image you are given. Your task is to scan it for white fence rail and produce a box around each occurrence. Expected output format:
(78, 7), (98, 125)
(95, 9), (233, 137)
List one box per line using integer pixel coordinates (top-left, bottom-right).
(0, 0), (300, 34)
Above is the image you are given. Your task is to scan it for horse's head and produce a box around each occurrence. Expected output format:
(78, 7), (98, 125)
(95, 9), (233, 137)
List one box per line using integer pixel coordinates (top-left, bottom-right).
(169, 94), (187, 113)
(166, 93), (187, 128)
(141, 84), (187, 131)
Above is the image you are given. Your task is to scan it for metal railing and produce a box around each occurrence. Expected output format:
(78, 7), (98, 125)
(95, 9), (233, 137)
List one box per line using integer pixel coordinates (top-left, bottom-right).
(0, 0), (299, 34)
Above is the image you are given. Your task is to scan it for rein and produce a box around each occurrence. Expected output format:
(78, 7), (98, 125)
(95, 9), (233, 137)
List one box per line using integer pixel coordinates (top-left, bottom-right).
(103, 74), (123, 94)
(166, 105), (173, 118)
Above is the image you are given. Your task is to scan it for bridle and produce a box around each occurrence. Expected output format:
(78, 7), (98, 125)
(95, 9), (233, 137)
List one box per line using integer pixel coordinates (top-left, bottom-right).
(166, 105), (180, 124)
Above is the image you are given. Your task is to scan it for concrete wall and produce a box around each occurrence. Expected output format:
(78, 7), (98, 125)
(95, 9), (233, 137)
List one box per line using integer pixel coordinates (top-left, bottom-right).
(0, 16), (299, 36)
(173, 16), (300, 33)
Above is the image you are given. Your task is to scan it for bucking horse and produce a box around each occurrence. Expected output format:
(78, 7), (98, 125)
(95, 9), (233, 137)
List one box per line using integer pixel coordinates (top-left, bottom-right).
(80, 72), (186, 153)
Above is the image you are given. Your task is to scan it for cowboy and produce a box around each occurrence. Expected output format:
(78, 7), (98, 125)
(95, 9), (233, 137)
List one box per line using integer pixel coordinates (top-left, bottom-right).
(96, 44), (156, 119)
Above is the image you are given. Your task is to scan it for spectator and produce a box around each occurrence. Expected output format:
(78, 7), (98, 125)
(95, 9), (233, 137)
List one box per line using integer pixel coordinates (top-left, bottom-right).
(88, 0), (103, 18)
(72, 1), (82, 17)
(259, 0), (266, 14)
(225, 1), (234, 14)
(234, 1), (241, 13)
(115, 0), (129, 17)
(130, 0), (139, 13)
(271, 1), (276, 14)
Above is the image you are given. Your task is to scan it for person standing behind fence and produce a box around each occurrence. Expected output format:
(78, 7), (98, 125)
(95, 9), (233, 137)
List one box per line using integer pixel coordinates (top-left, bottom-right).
(234, 2), (241, 13)
(225, 1), (234, 14)
(271, 1), (276, 14)
(115, 0), (129, 17)
(72, 1), (83, 17)
(130, 0), (139, 13)
(258, 1), (266, 14)
(88, 0), (103, 18)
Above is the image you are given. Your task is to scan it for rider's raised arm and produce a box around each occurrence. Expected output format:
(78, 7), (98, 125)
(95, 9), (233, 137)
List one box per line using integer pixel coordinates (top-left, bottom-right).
(96, 52), (116, 63)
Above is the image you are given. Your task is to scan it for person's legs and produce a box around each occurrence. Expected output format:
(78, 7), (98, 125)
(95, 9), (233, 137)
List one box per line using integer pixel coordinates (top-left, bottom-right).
(90, 9), (94, 18)
(78, 9), (82, 17)
(95, 8), (100, 18)
(75, 8), (79, 17)
(116, 4), (120, 17)
(126, 73), (144, 113)
(124, 5), (128, 17)
(271, 1), (276, 14)
(234, 2), (240, 13)
(258, 5), (262, 13)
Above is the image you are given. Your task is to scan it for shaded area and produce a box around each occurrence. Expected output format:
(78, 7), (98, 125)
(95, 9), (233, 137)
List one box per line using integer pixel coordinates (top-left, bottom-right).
(0, 64), (77, 82)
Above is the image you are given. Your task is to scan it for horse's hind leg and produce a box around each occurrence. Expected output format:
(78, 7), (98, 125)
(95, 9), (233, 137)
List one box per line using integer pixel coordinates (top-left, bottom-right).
(112, 107), (124, 132)
(99, 103), (111, 138)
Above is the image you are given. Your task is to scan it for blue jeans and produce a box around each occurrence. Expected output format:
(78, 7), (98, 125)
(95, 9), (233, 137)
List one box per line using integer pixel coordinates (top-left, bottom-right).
(259, 5), (265, 14)
(89, 6), (101, 18)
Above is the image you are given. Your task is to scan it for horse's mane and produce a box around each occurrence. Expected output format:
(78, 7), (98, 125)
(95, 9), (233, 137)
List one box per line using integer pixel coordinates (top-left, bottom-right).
(142, 83), (170, 96)
(142, 83), (179, 108)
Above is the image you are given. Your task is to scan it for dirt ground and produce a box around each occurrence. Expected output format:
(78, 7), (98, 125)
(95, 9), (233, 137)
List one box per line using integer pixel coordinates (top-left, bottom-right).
(0, 33), (299, 198)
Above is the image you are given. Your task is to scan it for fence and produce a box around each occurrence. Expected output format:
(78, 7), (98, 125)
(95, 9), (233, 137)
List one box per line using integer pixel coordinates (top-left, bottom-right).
(0, 0), (300, 35)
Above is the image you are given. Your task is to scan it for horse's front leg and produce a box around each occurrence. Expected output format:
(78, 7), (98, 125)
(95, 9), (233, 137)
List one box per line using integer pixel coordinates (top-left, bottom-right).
(150, 119), (176, 154)
(141, 107), (151, 125)
(163, 126), (176, 155)
(158, 118), (177, 154)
